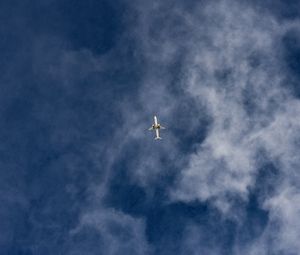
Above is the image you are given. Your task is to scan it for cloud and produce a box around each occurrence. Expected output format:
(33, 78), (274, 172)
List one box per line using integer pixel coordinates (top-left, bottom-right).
(123, 0), (300, 254)
(11, 1), (298, 254)
(69, 207), (151, 255)
(0, 7), (150, 252)
(180, 224), (221, 255)
(263, 187), (300, 253)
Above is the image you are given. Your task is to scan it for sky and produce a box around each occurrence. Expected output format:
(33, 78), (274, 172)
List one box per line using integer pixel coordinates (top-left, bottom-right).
(1, 0), (300, 254)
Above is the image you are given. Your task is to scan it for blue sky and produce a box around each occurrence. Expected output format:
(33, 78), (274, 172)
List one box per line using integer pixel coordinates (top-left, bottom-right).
(1, 0), (300, 254)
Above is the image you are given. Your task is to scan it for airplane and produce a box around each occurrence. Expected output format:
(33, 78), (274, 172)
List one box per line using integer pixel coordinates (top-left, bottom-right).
(148, 115), (165, 140)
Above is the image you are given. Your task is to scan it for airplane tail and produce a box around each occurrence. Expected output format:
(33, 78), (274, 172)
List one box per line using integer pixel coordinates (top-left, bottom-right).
(155, 136), (162, 140)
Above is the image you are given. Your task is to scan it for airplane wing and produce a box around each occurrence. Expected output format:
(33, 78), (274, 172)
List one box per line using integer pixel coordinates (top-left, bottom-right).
(148, 126), (154, 130)
(160, 126), (166, 129)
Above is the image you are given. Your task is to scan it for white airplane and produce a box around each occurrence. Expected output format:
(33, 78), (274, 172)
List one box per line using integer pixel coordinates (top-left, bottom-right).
(148, 115), (165, 140)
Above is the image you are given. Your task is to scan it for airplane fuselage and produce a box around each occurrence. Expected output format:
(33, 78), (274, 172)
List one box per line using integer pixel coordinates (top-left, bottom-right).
(152, 124), (161, 129)
(149, 116), (165, 140)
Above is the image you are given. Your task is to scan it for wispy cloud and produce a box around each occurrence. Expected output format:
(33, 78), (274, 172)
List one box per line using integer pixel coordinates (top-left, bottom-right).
(123, 0), (300, 253)
(24, 1), (300, 254)
(70, 207), (151, 255)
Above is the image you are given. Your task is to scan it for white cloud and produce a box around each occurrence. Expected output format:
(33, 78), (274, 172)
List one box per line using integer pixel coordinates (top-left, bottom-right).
(130, 0), (300, 254)
(70, 207), (151, 255)
(55, 1), (300, 254)
(263, 187), (300, 253)
(180, 224), (221, 255)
